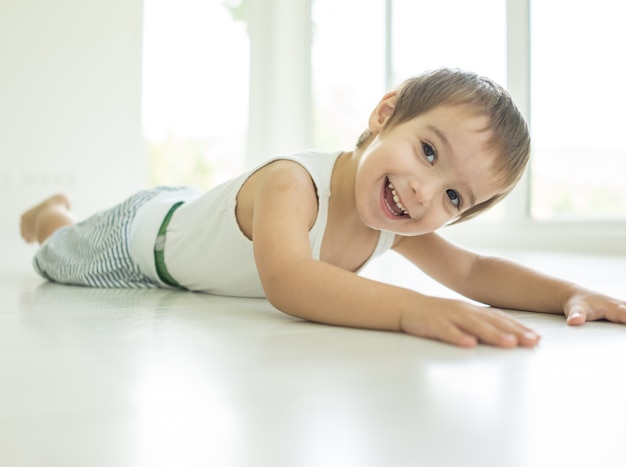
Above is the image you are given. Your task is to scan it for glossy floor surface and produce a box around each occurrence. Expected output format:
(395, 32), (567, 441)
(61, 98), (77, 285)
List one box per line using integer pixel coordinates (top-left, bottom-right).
(1, 251), (625, 467)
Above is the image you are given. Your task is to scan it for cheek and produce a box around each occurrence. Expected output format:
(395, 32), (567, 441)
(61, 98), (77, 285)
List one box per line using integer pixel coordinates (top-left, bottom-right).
(353, 175), (386, 229)
(354, 165), (381, 199)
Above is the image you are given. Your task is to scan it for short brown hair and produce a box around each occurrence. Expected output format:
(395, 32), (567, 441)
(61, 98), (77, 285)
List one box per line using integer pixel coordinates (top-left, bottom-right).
(356, 68), (530, 223)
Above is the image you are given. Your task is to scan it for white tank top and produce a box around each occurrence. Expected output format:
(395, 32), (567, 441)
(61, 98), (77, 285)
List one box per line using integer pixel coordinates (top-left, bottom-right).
(131, 150), (395, 297)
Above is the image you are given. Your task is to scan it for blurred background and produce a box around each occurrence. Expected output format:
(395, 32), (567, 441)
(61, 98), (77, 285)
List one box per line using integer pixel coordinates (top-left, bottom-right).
(2, 0), (625, 273)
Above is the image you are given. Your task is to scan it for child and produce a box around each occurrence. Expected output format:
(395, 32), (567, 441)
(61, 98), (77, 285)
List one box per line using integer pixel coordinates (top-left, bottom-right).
(20, 68), (626, 348)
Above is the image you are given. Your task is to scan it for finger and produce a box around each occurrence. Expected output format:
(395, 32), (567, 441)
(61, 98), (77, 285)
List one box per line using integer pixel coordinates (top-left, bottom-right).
(565, 302), (589, 326)
(455, 315), (521, 349)
(435, 322), (479, 348)
(473, 310), (541, 348)
(514, 330), (541, 348)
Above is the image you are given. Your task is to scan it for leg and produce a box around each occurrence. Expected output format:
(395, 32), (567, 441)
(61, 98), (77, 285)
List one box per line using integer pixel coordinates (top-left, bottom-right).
(20, 194), (77, 244)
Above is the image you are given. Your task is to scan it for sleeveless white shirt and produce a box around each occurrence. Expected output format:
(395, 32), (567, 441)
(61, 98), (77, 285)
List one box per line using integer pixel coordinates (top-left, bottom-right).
(130, 150), (395, 297)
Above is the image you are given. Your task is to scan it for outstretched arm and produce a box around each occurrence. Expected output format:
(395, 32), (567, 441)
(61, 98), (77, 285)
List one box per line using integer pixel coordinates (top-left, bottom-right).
(246, 162), (539, 348)
(394, 233), (626, 326)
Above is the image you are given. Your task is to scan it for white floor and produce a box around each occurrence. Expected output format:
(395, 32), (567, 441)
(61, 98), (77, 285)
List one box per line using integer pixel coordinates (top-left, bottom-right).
(1, 250), (625, 467)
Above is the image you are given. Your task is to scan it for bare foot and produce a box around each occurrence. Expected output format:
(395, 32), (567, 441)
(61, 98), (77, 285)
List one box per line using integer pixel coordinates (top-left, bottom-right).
(20, 194), (72, 244)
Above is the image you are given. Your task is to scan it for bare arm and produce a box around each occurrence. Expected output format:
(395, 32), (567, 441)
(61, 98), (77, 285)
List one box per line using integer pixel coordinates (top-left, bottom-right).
(249, 162), (407, 331)
(247, 162), (539, 348)
(394, 233), (626, 325)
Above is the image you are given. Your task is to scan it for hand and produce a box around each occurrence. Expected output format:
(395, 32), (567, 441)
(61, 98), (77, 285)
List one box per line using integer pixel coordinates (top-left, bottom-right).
(564, 291), (626, 326)
(400, 298), (541, 349)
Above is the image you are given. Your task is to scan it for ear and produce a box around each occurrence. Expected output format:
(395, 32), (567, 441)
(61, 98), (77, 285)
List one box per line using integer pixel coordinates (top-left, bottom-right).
(368, 91), (398, 134)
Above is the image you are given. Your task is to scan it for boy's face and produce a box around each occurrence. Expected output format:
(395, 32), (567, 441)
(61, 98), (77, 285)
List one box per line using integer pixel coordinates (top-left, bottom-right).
(355, 103), (504, 236)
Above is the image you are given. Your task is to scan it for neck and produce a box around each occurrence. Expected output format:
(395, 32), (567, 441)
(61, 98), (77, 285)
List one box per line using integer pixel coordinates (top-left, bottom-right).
(330, 149), (364, 226)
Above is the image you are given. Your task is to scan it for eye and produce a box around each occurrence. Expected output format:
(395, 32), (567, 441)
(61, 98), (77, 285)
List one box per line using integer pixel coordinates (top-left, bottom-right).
(422, 142), (436, 164)
(446, 189), (462, 209)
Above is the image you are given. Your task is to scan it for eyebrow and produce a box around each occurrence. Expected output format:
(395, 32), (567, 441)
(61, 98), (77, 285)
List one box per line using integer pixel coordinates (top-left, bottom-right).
(427, 124), (477, 208)
(427, 125), (451, 152)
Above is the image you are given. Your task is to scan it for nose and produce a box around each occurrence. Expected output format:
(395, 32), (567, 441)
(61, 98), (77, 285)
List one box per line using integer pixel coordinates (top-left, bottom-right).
(410, 179), (438, 207)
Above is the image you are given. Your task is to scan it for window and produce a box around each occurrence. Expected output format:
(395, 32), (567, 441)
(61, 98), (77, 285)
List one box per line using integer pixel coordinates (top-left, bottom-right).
(391, 0), (506, 87)
(311, 0), (386, 150)
(530, 0), (626, 220)
(312, 0), (506, 152)
(142, 0), (249, 188)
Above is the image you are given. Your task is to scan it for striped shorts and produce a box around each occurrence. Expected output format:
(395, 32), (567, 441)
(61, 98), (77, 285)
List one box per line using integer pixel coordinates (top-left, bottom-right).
(33, 186), (185, 288)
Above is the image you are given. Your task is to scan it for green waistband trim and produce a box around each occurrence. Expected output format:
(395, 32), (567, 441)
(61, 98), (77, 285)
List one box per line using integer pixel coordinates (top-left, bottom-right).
(154, 201), (184, 288)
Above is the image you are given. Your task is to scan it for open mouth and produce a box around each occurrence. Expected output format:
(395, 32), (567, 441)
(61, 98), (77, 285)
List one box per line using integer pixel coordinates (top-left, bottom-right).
(383, 177), (409, 217)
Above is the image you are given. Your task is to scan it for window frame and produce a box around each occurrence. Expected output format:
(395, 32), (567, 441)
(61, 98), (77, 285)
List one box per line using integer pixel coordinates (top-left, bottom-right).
(444, 0), (626, 255)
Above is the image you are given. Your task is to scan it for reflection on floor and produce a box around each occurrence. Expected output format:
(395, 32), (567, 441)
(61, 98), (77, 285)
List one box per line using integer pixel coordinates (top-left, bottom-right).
(1, 250), (625, 467)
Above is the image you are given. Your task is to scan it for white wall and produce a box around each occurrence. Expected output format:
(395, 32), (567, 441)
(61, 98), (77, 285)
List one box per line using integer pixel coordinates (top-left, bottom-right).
(0, 0), (146, 273)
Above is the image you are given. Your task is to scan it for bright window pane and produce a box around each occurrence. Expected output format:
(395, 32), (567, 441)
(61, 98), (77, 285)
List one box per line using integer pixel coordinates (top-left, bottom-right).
(311, 0), (386, 150)
(392, 0), (506, 87)
(530, 0), (626, 220)
(142, 0), (249, 188)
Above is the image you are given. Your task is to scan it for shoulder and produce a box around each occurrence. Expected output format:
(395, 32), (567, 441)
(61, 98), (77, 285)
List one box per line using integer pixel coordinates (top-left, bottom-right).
(253, 159), (318, 196)
(236, 159), (319, 240)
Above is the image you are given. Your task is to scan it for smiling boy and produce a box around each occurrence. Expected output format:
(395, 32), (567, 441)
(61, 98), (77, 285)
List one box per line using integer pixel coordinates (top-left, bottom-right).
(21, 68), (626, 348)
